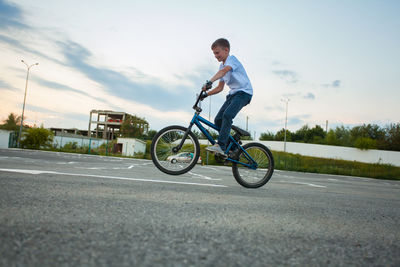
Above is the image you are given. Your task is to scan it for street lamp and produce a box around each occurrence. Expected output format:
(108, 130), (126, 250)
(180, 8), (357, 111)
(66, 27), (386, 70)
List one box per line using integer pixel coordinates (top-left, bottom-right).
(281, 98), (290, 152)
(18, 60), (39, 147)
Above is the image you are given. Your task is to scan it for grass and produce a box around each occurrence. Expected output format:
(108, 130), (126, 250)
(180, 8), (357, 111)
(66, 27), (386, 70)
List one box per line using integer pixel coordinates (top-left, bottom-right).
(272, 151), (400, 180)
(42, 140), (400, 180)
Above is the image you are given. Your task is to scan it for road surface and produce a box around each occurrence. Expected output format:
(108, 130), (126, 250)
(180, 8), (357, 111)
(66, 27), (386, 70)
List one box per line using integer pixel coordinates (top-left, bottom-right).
(0, 149), (399, 266)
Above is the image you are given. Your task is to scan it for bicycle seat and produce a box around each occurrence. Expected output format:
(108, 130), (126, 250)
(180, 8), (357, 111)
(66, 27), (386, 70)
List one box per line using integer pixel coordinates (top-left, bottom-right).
(231, 125), (251, 137)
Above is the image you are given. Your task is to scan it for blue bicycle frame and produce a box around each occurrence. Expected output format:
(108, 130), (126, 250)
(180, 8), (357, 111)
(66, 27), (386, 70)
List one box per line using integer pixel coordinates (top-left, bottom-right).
(186, 112), (258, 169)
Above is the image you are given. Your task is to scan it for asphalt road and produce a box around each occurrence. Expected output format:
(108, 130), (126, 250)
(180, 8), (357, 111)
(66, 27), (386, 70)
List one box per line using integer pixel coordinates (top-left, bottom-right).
(0, 148), (399, 266)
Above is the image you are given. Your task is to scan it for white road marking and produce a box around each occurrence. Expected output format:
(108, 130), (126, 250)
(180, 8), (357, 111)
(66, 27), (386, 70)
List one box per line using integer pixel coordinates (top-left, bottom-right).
(188, 172), (221, 181)
(277, 180), (327, 188)
(278, 174), (297, 179)
(0, 168), (227, 188)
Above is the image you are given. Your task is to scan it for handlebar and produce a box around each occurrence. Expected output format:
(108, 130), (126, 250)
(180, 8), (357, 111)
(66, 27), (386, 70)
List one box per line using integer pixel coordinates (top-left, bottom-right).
(192, 90), (208, 112)
(193, 81), (212, 112)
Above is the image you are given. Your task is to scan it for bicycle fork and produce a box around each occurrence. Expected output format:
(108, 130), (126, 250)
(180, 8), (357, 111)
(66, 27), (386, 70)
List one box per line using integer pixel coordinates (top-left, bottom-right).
(172, 122), (195, 153)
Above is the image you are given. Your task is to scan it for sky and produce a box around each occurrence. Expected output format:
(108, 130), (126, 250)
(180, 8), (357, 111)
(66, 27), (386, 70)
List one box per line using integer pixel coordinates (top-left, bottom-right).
(0, 0), (399, 139)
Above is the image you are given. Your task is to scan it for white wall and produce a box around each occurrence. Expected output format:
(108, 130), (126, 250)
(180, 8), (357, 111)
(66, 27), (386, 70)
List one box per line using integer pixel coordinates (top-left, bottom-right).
(53, 136), (108, 149)
(258, 141), (400, 167)
(117, 138), (147, 156)
(0, 130), (12, 148)
(199, 139), (400, 167)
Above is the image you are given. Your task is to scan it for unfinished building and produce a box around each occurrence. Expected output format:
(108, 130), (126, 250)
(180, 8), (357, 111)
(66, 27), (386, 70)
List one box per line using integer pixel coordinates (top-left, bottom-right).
(88, 110), (149, 140)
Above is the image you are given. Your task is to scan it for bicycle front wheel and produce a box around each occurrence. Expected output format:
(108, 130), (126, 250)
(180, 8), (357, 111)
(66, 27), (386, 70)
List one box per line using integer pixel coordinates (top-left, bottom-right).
(232, 142), (274, 188)
(151, 125), (200, 175)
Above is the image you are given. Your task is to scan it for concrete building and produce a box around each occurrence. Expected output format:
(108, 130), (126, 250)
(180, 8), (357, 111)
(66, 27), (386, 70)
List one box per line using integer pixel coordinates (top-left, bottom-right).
(88, 110), (126, 140)
(50, 128), (89, 137)
(88, 110), (149, 140)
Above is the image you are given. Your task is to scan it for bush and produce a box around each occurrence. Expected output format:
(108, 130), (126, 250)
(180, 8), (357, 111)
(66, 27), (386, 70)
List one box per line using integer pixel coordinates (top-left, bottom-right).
(354, 137), (377, 150)
(63, 141), (78, 150)
(21, 127), (54, 149)
(260, 131), (275, 141)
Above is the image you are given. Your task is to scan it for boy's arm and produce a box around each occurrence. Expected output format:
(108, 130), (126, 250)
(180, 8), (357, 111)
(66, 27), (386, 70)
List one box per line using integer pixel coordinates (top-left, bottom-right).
(201, 65), (231, 95)
(206, 81), (225, 96)
(209, 66), (232, 83)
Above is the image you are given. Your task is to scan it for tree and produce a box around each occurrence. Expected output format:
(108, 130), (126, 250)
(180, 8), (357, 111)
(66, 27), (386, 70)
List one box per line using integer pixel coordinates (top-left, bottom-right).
(381, 123), (400, 151)
(331, 125), (351, 146)
(292, 125), (309, 142)
(142, 129), (158, 140)
(291, 124), (326, 143)
(120, 115), (149, 138)
(307, 125), (326, 144)
(275, 128), (292, 141)
(259, 131), (275, 141)
(0, 113), (21, 131)
(20, 126), (53, 149)
(350, 124), (385, 144)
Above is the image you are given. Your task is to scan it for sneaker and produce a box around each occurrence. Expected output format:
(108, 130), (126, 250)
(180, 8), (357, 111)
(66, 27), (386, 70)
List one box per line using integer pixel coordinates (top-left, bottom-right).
(205, 144), (227, 157)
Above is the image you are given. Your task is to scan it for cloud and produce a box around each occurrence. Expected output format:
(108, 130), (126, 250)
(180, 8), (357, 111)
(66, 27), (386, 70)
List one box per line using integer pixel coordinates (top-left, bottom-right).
(0, 78), (19, 91)
(263, 105), (284, 112)
(282, 91), (315, 100)
(303, 92), (315, 100)
(288, 117), (305, 125)
(32, 77), (109, 104)
(0, 0), (28, 30)
(332, 80), (341, 87)
(0, 79), (9, 88)
(56, 40), (205, 110)
(288, 114), (311, 126)
(0, 34), (64, 65)
(272, 69), (298, 83)
(25, 104), (90, 127)
(322, 80), (341, 88)
(0, 1), (214, 128)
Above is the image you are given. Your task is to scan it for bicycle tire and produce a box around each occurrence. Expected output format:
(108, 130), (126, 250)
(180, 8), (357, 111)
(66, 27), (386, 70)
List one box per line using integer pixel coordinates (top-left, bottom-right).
(232, 142), (274, 188)
(151, 125), (200, 175)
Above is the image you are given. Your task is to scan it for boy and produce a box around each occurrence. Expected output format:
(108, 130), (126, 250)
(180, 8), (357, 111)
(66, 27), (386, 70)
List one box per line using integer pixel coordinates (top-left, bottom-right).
(201, 38), (253, 156)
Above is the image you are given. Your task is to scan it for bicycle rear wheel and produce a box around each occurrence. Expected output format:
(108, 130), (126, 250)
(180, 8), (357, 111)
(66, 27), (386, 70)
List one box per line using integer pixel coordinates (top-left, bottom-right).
(151, 125), (200, 175)
(232, 142), (274, 188)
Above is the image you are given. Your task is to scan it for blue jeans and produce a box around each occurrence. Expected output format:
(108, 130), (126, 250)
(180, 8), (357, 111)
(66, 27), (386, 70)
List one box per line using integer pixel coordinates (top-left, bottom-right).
(214, 91), (252, 150)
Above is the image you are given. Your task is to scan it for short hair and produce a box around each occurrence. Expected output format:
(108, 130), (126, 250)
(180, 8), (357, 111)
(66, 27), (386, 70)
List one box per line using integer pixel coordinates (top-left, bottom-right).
(211, 38), (230, 50)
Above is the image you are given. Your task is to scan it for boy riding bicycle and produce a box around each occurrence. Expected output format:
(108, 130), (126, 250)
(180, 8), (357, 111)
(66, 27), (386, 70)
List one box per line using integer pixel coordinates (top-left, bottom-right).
(201, 38), (253, 157)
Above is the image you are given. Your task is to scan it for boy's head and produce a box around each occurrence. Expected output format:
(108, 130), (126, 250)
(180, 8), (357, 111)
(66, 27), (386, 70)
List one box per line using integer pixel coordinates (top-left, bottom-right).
(211, 38), (230, 63)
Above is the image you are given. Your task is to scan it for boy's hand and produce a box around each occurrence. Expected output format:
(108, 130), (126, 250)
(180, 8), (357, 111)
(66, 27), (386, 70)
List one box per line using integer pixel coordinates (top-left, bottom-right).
(199, 91), (208, 101)
(202, 80), (213, 91)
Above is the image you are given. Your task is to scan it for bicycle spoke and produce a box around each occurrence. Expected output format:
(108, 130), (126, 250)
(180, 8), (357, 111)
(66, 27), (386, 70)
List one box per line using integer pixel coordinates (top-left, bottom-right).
(151, 126), (200, 175)
(232, 143), (274, 188)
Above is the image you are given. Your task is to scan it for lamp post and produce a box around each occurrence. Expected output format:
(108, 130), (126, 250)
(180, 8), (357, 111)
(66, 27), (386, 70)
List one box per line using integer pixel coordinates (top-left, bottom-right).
(281, 98), (290, 152)
(206, 95), (211, 165)
(18, 60), (39, 147)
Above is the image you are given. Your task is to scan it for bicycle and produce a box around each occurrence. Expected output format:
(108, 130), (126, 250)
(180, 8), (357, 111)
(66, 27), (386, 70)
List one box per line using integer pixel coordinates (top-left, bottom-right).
(151, 89), (274, 188)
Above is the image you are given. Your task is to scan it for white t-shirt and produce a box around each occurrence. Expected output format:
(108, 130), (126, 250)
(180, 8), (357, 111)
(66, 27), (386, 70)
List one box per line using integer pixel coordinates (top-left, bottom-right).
(219, 55), (253, 96)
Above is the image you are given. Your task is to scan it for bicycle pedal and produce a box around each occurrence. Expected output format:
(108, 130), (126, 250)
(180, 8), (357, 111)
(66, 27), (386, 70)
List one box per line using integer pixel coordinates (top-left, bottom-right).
(216, 153), (228, 159)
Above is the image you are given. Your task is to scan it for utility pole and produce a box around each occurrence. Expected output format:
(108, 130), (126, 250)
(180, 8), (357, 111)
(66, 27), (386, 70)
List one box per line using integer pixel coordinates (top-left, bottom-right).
(18, 60), (39, 147)
(246, 116), (249, 131)
(206, 95), (211, 165)
(281, 98), (290, 152)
